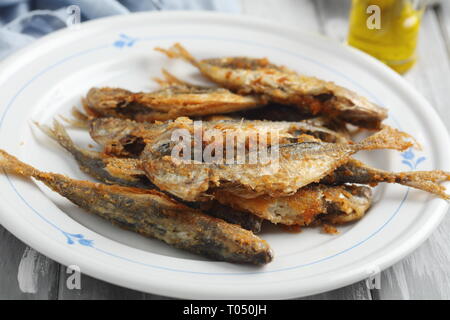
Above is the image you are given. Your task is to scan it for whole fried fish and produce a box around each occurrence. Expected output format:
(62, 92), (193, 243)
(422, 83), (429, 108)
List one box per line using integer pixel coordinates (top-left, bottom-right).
(142, 125), (414, 201)
(214, 184), (372, 226)
(156, 43), (388, 129)
(37, 120), (264, 232)
(0, 149), (272, 264)
(84, 71), (264, 122)
(56, 118), (448, 200)
(88, 116), (349, 158)
(48, 119), (448, 202)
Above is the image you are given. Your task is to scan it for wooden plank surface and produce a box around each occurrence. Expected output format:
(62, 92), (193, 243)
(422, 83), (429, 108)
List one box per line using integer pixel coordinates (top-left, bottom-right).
(0, 228), (59, 300)
(0, 0), (449, 300)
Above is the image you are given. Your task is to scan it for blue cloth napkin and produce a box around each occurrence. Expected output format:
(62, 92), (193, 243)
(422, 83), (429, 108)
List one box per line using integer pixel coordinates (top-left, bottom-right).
(0, 0), (240, 59)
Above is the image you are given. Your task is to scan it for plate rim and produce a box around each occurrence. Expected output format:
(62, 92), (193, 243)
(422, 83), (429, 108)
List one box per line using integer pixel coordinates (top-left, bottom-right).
(0, 11), (448, 299)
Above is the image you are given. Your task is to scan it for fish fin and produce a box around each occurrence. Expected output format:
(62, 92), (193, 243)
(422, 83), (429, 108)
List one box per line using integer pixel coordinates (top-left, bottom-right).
(357, 125), (417, 152)
(155, 43), (201, 67)
(60, 107), (90, 129)
(35, 120), (75, 153)
(35, 120), (99, 159)
(81, 97), (101, 119)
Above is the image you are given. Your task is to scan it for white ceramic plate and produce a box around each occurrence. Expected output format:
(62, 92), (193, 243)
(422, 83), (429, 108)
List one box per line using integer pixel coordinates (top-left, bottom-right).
(0, 12), (448, 299)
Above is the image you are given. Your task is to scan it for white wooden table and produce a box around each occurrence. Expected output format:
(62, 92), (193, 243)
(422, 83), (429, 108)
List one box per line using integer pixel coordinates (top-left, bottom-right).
(1, 0), (449, 300)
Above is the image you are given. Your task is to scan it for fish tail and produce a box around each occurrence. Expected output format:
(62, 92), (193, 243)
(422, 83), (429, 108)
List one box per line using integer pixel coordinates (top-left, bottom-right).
(35, 119), (78, 155)
(395, 170), (450, 200)
(155, 43), (201, 67)
(154, 68), (192, 87)
(0, 149), (40, 179)
(356, 125), (419, 152)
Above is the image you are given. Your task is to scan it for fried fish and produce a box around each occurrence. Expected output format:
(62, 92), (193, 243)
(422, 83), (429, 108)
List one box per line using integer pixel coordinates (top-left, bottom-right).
(87, 116), (350, 159)
(142, 125), (414, 201)
(0, 149), (272, 264)
(214, 184), (373, 226)
(37, 120), (264, 232)
(156, 43), (388, 129)
(84, 71), (264, 122)
(36, 120), (151, 189)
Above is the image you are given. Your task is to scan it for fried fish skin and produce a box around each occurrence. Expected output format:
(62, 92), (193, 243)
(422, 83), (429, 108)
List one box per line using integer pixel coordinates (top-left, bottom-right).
(214, 184), (372, 226)
(85, 82), (264, 122)
(322, 158), (450, 200)
(38, 120), (265, 232)
(155, 43), (388, 129)
(142, 125), (414, 201)
(0, 150), (273, 265)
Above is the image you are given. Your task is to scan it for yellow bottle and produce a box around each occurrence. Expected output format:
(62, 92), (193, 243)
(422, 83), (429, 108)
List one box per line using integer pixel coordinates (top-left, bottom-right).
(347, 0), (427, 74)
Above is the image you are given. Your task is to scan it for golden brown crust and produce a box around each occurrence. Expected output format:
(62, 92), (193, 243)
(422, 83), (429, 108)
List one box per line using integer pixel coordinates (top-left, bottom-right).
(156, 43), (388, 129)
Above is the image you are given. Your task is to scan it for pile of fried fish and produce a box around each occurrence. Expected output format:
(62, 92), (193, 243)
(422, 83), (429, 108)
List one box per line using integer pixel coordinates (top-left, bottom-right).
(1, 43), (449, 265)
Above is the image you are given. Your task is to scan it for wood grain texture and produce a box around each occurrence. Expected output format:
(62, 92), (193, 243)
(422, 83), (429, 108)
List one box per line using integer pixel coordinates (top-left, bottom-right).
(302, 281), (372, 300)
(0, 226), (59, 300)
(56, 265), (145, 300)
(56, 264), (171, 300)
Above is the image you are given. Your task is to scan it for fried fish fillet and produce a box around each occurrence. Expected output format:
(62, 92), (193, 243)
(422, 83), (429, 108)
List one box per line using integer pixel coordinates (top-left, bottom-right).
(155, 43), (388, 129)
(0, 149), (272, 264)
(142, 125), (414, 201)
(214, 184), (372, 225)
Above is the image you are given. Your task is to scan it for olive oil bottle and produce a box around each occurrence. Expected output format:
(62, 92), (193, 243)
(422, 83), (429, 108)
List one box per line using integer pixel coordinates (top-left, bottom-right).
(347, 0), (428, 74)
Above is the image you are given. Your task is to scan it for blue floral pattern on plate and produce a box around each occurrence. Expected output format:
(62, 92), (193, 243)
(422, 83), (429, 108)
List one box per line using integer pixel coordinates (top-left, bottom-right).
(62, 231), (94, 247)
(113, 34), (138, 48)
(401, 148), (426, 170)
